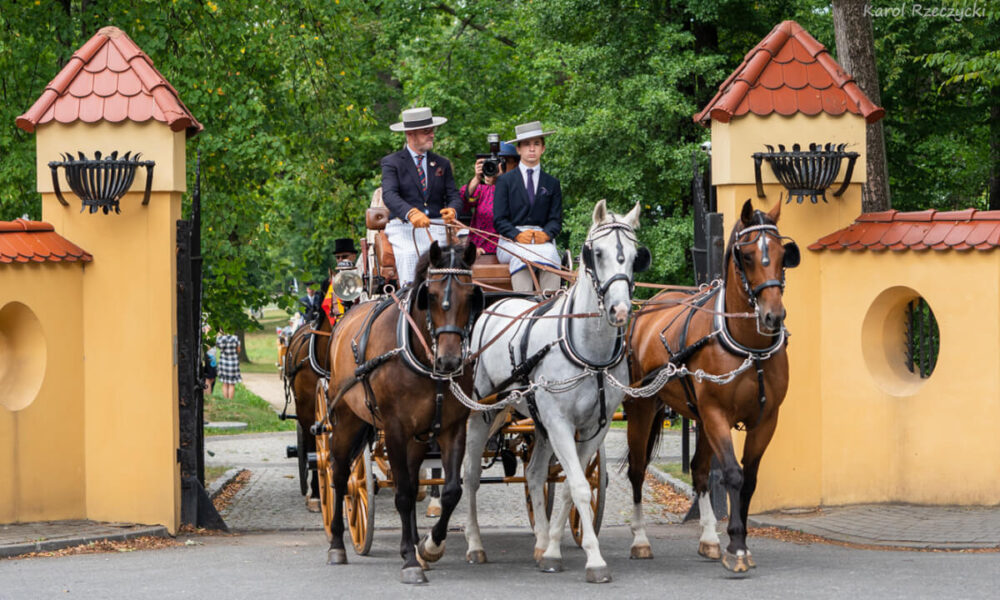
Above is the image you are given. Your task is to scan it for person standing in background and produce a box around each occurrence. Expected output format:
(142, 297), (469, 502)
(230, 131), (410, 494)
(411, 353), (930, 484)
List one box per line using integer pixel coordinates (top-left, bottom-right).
(215, 330), (242, 400)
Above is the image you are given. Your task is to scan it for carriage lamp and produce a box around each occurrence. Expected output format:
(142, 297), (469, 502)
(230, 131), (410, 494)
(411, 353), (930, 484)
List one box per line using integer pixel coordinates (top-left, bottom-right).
(752, 143), (859, 204)
(48, 151), (155, 214)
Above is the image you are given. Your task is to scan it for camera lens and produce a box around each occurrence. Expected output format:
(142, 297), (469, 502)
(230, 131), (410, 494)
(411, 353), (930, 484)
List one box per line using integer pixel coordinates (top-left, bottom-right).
(482, 160), (499, 178)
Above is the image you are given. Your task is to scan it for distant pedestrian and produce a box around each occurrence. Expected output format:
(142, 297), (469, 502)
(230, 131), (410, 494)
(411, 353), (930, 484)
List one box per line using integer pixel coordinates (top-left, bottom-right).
(215, 330), (242, 400)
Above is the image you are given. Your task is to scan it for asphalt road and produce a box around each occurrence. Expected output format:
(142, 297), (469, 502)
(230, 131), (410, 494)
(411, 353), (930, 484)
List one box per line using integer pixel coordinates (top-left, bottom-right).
(2, 524), (998, 599)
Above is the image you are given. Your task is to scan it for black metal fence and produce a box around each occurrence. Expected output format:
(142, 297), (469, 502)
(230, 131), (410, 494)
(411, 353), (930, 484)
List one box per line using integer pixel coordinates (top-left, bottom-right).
(904, 297), (939, 379)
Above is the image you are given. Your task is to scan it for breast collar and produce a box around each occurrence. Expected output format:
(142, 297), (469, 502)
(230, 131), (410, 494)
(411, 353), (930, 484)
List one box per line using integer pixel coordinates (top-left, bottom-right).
(557, 291), (627, 370)
(712, 281), (786, 358)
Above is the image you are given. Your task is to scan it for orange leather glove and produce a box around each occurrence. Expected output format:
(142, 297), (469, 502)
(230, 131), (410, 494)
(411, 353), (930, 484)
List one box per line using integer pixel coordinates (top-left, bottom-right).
(407, 208), (431, 228)
(515, 230), (535, 244)
(533, 231), (550, 244)
(440, 207), (458, 224)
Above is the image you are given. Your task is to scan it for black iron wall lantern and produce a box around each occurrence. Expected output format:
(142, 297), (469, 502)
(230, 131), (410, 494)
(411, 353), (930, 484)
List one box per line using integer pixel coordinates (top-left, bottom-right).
(48, 151), (155, 214)
(753, 143), (859, 204)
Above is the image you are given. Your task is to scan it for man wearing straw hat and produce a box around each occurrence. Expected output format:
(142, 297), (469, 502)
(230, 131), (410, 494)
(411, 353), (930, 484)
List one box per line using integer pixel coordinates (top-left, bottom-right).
(381, 107), (463, 286)
(493, 121), (563, 293)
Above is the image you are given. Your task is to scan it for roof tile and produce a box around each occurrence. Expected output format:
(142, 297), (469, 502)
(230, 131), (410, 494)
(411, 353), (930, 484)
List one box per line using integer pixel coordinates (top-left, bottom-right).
(812, 209), (1000, 253)
(16, 26), (201, 136)
(694, 20), (884, 125)
(0, 219), (92, 264)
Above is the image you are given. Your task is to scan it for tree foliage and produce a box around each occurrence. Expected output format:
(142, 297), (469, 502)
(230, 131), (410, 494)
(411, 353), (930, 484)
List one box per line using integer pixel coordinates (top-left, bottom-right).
(1, 0), (997, 324)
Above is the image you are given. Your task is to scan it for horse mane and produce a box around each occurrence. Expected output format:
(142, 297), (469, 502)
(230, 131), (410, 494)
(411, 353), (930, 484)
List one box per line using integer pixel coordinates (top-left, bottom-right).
(412, 242), (473, 290)
(723, 208), (776, 283)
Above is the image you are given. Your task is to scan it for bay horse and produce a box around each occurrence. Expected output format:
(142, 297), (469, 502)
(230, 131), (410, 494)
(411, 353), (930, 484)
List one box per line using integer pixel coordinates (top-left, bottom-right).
(464, 200), (650, 583)
(282, 285), (333, 506)
(322, 241), (481, 584)
(625, 199), (799, 573)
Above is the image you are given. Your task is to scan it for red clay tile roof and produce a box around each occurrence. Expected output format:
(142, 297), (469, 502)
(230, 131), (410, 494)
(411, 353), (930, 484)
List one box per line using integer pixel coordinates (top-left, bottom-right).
(809, 209), (1000, 252)
(694, 21), (884, 126)
(16, 26), (202, 137)
(0, 219), (93, 264)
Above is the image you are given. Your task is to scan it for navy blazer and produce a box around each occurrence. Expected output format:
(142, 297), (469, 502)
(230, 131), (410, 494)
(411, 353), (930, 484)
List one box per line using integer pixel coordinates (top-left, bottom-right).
(492, 167), (562, 241)
(380, 149), (462, 221)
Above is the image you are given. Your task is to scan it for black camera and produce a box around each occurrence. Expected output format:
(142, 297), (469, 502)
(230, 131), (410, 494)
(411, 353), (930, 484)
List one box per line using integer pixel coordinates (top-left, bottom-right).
(478, 133), (503, 179)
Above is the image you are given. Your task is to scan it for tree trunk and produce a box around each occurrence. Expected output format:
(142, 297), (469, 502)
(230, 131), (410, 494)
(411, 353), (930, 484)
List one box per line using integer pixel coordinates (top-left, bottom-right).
(833, 0), (891, 212)
(989, 89), (1000, 210)
(237, 330), (250, 363)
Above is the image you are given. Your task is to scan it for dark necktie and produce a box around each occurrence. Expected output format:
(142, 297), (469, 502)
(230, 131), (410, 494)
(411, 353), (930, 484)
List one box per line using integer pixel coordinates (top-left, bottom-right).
(526, 168), (535, 206)
(415, 154), (427, 194)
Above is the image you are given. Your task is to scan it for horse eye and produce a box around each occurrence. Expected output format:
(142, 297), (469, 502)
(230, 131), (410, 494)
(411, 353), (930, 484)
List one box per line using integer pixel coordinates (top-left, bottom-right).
(594, 249), (603, 259)
(741, 251), (754, 264)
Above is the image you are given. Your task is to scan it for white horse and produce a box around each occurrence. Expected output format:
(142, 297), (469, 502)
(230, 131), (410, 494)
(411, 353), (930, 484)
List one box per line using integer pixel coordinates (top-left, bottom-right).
(463, 200), (650, 583)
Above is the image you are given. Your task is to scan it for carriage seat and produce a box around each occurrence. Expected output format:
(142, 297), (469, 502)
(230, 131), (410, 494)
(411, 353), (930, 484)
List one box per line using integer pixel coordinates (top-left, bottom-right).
(472, 254), (512, 291)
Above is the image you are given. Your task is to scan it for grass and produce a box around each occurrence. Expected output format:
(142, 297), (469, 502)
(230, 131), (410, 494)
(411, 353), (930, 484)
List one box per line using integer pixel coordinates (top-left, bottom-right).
(241, 307), (295, 374)
(655, 462), (693, 486)
(204, 464), (233, 487)
(204, 383), (295, 436)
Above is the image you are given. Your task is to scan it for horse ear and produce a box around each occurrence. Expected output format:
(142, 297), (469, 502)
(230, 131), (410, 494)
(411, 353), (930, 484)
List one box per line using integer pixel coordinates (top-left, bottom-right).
(581, 245), (595, 270)
(470, 286), (485, 318)
(624, 201), (641, 229)
(782, 241), (800, 268)
(429, 240), (442, 263)
(740, 199), (754, 226)
(634, 246), (651, 273)
(767, 200), (782, 223)
(592, 199), (608, 225)
(416, 284), (429, 310)
(462, 242), (477, 266)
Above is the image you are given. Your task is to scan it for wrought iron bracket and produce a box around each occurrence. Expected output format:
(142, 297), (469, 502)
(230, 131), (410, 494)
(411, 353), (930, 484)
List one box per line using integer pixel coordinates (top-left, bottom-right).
(48, 151), (155, 214)
(753, 143), (859, 204)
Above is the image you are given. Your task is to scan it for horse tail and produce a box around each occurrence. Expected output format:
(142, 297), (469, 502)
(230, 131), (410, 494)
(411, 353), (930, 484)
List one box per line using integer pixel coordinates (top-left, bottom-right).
(349, 420), (376, 463)
(646, 403), (667, 466)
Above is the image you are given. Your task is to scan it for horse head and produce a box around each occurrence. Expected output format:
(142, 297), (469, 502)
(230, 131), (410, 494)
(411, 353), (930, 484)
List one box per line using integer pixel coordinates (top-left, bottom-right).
(728, 199), (800, 334)
(581, 200), (651, 327)
(414, 241), (483, 373)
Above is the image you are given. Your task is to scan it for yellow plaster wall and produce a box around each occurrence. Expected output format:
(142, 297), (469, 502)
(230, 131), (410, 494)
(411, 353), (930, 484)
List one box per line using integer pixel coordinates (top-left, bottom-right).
(817, 251), (1000, 505)
(33, 120), (185, 533)
(35, 121), (186, 195)
(0, 263), (86, 522)
(711, 112), (867, 511)
(711, 113), (867, 187)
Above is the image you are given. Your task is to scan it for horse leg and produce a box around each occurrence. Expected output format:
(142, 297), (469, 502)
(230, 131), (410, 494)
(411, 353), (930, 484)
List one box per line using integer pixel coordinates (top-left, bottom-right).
(737, 413), (778, 569)
(544, 419), (611, 583)
(384, 427), (426, 584)
(690, 423), (722, 561)
(426, 468), (442, 517)
(700, 407), (750, 574)
(463, 412), (491, 564)
(308, 432), (320, 501)
(623, 398), (656, 559)
(525, 434), (554, 564)
(418, 424), (466, 564)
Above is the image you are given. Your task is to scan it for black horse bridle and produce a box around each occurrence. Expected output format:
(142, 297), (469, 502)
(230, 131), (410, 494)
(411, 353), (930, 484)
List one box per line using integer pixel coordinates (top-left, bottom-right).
(413, 250), (484, 374)
(731, 216), (800, 310)
(580, 221), (652, 315)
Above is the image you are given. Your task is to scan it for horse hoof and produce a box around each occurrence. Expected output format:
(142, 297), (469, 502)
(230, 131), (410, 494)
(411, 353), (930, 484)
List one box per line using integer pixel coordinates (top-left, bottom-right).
(538, 557), (563, 573)
(746, 551), (756, 568)
(306, 497), (321, 513)
(425, 504), (442, 518)
(698, 541), (722, 560)
(400, 566), (428, 584)
(585, 566), (612, 584)
(533, 547), (545, 562)
(326, 548), (347, 565)
(466, 549), (487, 564)
(418, 535), (446, 563)
(630, 544), (653, 559)
(721, 550), (751, 575)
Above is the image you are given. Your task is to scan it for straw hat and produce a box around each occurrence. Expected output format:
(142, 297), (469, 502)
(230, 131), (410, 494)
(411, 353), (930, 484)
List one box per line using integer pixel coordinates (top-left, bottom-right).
(505, 121), (556, 144)
(389, 107), (448, 132)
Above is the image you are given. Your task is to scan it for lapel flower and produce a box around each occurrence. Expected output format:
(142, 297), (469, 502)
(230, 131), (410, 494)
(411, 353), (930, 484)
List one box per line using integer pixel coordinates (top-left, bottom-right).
(435, 167), (444, 177)
(429, 161), (437, 167)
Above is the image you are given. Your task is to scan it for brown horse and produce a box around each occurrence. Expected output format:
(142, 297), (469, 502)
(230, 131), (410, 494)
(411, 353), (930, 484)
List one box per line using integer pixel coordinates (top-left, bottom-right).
(322, 241), (480, 584)
(282, 292), (332, 505)
(625, 199), (799, 573)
